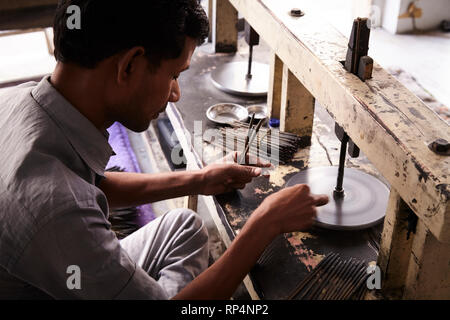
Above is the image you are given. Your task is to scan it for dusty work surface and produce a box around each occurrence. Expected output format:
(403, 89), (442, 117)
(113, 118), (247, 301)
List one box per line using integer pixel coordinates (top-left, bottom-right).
(175, 38), (387, 299)
(207, 107), (385, 299)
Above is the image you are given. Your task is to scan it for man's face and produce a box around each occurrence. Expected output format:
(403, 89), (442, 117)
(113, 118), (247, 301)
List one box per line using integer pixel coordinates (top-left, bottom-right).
(110, 37), (197, 132)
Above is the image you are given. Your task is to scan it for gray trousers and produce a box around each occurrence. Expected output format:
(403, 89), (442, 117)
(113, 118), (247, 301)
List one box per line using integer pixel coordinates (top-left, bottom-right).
(120, 208), (209, 298)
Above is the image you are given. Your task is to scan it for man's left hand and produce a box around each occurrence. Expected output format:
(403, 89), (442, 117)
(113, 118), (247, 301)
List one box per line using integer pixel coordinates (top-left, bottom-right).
(199, 152), (272, 195)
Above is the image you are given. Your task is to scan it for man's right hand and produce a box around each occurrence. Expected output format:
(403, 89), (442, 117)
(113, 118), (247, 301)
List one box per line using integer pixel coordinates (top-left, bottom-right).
(173, 183), (329, 300)
(251, 184), (329, 237)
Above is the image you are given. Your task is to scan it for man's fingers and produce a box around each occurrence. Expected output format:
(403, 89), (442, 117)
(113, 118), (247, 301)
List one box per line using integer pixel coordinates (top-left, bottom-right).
(239, 165), (261, 177)
(235, 152), (272, 167)
(247, 154), (272, 167)
(292, 183), (310, 196)
(215, 152), (238, 164)
(311, 194), (329, 207)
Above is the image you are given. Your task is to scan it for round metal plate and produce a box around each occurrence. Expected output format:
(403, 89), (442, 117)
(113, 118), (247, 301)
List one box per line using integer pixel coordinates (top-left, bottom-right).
(211, 62), (269, 97)
(285, 167), (389, 230)
(246, 104), (268, 120)
(206, 103), (249, 125)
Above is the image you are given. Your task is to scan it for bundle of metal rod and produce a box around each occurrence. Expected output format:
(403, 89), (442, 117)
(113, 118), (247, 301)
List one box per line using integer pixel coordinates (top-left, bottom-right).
(205, 122), (304, 164)
(287, 253), (370, 300)
(206, 139), (283, 163)
(231, 121), (303, 142)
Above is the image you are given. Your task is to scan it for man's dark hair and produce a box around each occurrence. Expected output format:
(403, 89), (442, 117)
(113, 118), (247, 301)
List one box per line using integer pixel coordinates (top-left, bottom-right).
(53, 0), (209, 68)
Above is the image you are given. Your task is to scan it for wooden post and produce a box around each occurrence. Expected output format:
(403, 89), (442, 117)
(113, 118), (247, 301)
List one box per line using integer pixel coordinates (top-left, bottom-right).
(184, 194), (198, 212)
(378, 188), (450, 299)
(184, 160), (199, 212)
(212, 0), (238, 53)
(280, 64), (315, 141)
(267, 52), (283, 120)
(43, 28), (54, 56)
(208, 0), (213, 43)
(403, 220), (450, 299)
(377, 188), (415, 298)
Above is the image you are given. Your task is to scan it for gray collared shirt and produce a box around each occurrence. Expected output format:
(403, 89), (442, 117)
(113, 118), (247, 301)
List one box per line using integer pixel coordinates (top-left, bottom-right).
(0, 77), (167, 299)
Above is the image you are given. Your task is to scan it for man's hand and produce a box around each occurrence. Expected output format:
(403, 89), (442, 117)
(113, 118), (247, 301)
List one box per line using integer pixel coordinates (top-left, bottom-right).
(200, 152), (272, 195)
(251, 184), (329, 237)
(200, 163), (261, 195)
(174, 183), (329, 300)
(217, 151), (271, 167)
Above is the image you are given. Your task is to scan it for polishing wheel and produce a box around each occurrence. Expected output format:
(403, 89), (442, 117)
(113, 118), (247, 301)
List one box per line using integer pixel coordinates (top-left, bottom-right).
(211, 62), (269, 97)
(285, 167), (389, 231)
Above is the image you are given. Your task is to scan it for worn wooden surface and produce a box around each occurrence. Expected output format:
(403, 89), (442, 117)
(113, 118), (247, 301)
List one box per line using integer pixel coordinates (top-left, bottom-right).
(0, 4), (57, 30)
(212, 0), (238, 53)
(227, 0), (450, 244)
(208, 0), (213, 42)
(377, 188), (415, 298)
(280, 63), (315, 139)
(171, 35), (387, 299)
(170, 0), (449, 299)
(184, 161), (199, 212)
(169, 62), (386, 298)
(376, 190), (449, 299)
(267, 52), (283, 119)
(403, 220), (450, 299)
(198, 103), (385, 299)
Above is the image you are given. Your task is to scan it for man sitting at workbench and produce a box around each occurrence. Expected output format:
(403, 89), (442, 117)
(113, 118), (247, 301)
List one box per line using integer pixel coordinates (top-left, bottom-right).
(0, 0), (328, 299)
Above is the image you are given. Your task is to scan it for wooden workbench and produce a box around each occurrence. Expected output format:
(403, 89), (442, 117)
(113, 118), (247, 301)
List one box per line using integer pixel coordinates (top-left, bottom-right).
(169, 0), (449, 299)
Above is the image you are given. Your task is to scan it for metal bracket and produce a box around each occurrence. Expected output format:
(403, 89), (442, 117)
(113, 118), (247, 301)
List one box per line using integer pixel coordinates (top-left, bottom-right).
(244, 20), (259, 46)
(244, 21), (260, 79)
(335, 123), (360, 158)
(344, 18), (373, 82)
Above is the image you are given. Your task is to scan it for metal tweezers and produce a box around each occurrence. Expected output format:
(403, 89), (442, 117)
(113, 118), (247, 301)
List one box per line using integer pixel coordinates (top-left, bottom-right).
(238, 113), (264, 165)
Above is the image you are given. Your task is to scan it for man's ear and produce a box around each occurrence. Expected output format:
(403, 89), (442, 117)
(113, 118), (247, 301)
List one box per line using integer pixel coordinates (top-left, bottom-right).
(116, 47), (146, 85)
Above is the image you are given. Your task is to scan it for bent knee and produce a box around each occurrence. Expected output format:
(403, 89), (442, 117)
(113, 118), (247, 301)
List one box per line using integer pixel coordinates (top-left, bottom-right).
(165, 208), (208, 238)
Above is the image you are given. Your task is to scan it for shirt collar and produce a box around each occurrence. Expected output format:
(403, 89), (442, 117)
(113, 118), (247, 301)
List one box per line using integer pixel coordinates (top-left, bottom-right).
(31, 76), (114, 177)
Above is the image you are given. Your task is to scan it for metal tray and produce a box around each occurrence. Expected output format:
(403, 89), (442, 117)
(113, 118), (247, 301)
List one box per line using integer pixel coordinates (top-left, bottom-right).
(206, 103), (249, 125)
(246, 104), (268, 120)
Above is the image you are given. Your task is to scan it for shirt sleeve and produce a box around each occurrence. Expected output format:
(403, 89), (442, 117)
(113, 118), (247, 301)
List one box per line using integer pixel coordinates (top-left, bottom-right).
(9, 206), (168, 299)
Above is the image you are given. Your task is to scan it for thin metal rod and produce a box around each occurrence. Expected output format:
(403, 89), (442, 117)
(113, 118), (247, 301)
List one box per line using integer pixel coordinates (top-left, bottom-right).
(225, 136), (295, 153)
(289, 253), (339, 300)
(221, 128), (300, 146)
(341, 265), (368, 300)
(321, 259), (353, 300)
(326, 258), (359, 300)
(339, 263), (366, 300)
(241, 119), (264, 164)
(334, 133), (349, 198)
(308, 260), (343, 299)
(233, 122), (301, 138)
(205, 141), (289, 164)
(247, 44), (253, 79)
(239, 113), (255, 164)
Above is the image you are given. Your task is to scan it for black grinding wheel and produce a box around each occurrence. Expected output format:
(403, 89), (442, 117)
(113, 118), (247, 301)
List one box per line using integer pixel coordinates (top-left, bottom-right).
(285, 167), (389, 231)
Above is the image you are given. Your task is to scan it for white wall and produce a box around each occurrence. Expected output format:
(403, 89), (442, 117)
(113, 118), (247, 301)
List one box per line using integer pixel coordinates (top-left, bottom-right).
(382, 0), (450, 34)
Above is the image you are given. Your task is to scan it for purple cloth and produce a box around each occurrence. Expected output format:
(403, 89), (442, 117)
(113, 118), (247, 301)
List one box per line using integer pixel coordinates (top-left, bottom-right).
(107, 122), (156, 225)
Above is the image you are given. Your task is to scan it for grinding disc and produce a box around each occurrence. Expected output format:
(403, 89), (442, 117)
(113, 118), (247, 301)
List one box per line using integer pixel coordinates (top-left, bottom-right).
(285, 167), (389, 230)
(211, 62), (269, 97)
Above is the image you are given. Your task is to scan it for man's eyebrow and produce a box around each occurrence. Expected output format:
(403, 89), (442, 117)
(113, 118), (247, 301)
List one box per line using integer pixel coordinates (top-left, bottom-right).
(180, 65), (190, 72)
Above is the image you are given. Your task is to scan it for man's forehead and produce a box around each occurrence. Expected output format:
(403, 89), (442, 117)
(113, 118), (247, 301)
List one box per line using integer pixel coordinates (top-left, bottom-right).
(164, 37), (196, 70)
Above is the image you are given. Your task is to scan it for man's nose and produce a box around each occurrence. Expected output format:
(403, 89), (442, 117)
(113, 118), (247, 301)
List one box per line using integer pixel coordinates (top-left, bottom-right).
(169, 80), (181, 102)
